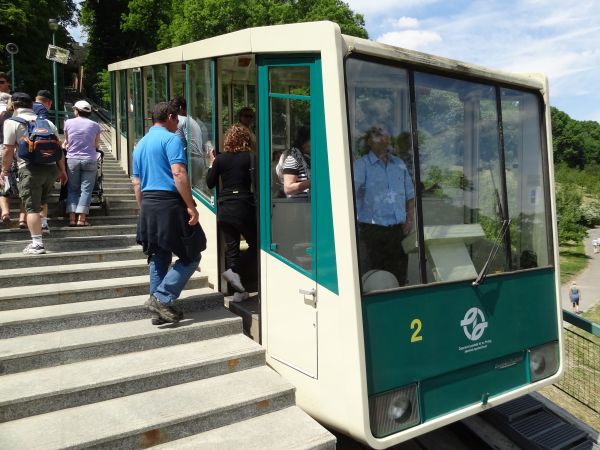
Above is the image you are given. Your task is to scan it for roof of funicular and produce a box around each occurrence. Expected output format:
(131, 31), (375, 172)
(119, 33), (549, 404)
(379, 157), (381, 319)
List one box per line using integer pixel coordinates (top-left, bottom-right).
(108, 21), (546, 92)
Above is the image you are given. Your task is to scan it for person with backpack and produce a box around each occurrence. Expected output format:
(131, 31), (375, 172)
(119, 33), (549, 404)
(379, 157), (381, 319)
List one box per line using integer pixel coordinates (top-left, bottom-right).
(0, 92), (66, 254)
(569, 281), (581, 314)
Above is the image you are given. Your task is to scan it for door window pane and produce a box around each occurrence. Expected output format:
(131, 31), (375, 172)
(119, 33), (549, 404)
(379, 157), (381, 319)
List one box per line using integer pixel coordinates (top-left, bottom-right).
(346, 58), (419, 292)
(501, 89), (550, 269)
(188, 59), (214, 198)
(415, 72), (506, 283)
(269, 67), (310, 96)
(269, 69), (312, 272)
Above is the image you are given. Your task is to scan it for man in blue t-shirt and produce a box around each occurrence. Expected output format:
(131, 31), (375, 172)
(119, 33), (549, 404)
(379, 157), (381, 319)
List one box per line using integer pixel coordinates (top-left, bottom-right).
(133, 101), (204, 324)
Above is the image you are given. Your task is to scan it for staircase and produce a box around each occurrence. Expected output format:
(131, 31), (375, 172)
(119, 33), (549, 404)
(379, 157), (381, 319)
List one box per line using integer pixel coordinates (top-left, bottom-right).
(0, 132), (335, 449)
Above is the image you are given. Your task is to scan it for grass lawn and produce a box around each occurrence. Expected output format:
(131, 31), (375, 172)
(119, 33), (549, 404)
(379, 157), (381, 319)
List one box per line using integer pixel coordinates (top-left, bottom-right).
(559, 241), (589, 284)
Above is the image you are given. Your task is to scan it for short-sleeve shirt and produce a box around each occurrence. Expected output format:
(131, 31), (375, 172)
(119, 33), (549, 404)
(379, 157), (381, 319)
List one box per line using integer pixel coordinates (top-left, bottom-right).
(3, 108), (60, 168)
(281, 146), (310, 197)
(64, 116), (101, 160)
(353, 150), (415, 226)
(133, 125), (186, 192)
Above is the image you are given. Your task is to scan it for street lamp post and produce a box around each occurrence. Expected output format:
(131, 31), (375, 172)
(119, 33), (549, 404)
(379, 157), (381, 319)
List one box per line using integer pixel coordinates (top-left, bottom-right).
(48, 19), (59, 126)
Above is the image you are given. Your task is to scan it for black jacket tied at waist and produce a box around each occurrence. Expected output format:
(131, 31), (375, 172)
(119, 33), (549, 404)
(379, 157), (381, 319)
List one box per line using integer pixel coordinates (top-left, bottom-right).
(136, 190), (206, 264)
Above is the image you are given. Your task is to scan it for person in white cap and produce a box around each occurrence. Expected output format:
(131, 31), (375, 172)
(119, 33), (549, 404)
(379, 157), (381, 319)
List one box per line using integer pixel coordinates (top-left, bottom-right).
(63, 100), (101, 226)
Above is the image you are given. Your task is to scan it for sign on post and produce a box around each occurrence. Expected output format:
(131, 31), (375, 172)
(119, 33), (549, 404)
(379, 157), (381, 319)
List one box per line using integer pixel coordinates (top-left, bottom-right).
(46, 45), (70, 64)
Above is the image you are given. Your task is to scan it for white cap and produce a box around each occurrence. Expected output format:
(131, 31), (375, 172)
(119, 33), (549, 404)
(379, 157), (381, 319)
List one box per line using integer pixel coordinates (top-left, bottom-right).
(74, 100), (92, 113)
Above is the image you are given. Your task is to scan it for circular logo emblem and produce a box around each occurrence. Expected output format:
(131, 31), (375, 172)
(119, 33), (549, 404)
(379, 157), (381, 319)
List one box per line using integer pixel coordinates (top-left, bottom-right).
(460, 307), (488, 341)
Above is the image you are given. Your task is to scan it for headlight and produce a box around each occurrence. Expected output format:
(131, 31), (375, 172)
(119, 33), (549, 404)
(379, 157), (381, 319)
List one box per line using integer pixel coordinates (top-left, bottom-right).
(369, 384), (420, 438)
(529, 341), (559, 382)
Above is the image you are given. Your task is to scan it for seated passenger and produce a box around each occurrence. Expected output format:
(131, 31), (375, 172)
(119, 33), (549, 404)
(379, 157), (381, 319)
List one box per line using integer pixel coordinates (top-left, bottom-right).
(281, 126), (310, 198)
(354, 125), (415, 287)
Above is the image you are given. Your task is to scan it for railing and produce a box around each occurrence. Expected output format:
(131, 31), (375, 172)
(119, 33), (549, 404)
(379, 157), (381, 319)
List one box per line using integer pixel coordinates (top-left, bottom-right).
(555, 310), (600, 414)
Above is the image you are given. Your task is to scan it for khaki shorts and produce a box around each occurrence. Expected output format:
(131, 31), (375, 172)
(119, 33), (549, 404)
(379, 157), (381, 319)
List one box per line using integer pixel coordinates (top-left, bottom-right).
(18, 164), (57, 213)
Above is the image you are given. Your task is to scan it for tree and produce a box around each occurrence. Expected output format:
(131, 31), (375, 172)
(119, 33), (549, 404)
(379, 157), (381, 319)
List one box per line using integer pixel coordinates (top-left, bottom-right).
(556, 185), (587, 244)
(0, 0), (77, 95)
(129, 0), (368, 49)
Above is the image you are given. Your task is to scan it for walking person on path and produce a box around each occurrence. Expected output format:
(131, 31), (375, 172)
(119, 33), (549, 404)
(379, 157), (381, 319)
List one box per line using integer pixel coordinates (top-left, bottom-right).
(569, 281), (581, 314)
(132, 102), (206, 324)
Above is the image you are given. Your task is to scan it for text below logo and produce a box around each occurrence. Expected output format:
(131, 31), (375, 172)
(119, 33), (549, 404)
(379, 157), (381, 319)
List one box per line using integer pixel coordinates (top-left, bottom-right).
(460, 307), (488, 341)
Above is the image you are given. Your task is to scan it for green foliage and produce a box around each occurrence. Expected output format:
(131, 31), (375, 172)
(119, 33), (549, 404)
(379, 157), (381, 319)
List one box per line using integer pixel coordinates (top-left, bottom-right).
(552, 107), (600, 169)
(556, 185), (587, 244)
(0, 0), (77, 95)
(155, 0), (367, 48)
(94, 69), (111, 108)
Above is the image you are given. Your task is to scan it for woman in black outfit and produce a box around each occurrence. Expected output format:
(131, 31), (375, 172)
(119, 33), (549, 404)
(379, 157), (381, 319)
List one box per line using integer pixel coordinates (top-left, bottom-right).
(206, 123), (257, 301)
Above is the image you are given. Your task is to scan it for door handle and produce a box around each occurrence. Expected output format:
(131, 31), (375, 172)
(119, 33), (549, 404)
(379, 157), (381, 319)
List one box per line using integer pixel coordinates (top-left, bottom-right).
(299, 288), (316, 296)
(299, 288), (317, 307)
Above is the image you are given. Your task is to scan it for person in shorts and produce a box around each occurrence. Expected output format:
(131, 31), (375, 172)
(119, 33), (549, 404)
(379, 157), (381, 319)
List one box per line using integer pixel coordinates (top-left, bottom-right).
(0, 92), (67, 254)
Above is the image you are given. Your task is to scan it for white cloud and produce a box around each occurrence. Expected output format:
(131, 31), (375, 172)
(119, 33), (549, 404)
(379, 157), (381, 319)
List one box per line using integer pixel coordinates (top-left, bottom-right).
(393, 17), (420, 29)
(377, 30), (442, 50)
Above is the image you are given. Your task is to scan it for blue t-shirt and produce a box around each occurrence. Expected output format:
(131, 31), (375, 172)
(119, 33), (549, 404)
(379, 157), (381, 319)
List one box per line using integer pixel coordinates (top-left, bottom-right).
(353, 150), (415, 226)
(132, 125), (186, 192)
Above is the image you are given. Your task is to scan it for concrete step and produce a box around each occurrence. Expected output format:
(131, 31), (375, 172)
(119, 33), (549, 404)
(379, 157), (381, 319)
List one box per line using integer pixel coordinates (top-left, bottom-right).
(0, 288), (222, 338)
(0, 246), (142, 269)
(0, 258), (148, 287)
(0, 334), (264, 422)
(99, 198), (137, 207)
(0, 272), (208, 310)
(0, 366), (294, 450)
(6, 206), (138, 218)
(47, 215), (138, 226)
(0, 307), (241, 374)
(0, 233), (137, 253)
(0, 224), (137, 241)
(103, 186), (134, 194)
(154, 406), (337, 450)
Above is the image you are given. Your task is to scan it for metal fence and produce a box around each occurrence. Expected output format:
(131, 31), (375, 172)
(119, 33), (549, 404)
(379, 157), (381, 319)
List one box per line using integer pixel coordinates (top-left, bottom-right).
(555, 311), (600, 414)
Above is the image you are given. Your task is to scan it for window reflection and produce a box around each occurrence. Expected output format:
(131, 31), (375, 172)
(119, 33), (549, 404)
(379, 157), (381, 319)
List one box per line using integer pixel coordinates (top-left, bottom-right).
(501, 89), (550, 269)
(346, 59), (419, 292)
(415, 73), (506, 282)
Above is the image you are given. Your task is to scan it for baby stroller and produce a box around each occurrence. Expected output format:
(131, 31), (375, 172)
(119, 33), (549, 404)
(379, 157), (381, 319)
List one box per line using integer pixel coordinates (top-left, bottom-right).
(57, 149), (110, 217)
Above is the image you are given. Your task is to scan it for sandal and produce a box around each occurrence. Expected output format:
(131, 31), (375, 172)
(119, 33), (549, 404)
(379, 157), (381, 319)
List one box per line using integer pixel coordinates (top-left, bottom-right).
(68, 221), (77, 227)
(1, 214), (10, 225)
(76, 221), (91, 227)
(18, 221), (27, 229)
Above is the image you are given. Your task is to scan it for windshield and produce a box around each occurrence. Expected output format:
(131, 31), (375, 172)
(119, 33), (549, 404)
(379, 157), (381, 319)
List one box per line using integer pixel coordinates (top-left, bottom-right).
(345, 57), (552, 294)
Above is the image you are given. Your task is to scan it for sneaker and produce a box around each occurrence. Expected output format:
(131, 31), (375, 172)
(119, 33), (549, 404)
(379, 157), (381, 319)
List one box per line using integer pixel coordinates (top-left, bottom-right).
(223, 268), (245, 293)
(144, 295), (181, 323)
(41, 222), (50, 234)
(151, 309), (183, 325)
(22, 243), (46, 255)
(231, 291), (249, 303)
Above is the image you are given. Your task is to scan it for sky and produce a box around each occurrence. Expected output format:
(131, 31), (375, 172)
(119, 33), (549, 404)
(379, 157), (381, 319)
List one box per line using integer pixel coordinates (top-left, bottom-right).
(69, 0), (599, 123)
(345, 0), (600, 123)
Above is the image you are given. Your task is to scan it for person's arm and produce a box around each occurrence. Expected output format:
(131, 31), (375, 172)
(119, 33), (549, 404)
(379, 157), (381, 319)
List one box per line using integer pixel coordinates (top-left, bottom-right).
(172, 162), (199, 225)
(95, 130), (101, 149)
(132, 176), (142, 207)
(283, 174), (310, 195)
(0, 144), (14, 186)
(62, 129), (68, 149)
(205, 150), (218, 189)
(56, 153), (67, 185)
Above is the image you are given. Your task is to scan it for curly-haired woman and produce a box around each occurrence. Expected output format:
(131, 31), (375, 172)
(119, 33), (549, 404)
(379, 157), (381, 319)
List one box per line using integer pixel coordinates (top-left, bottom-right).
(206, 124), (257, 300)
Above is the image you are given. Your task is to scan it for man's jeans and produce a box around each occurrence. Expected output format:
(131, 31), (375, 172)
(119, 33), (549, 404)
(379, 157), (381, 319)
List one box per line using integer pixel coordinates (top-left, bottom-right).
(149, 248), (201, 304)
(66, 158), (97, 214)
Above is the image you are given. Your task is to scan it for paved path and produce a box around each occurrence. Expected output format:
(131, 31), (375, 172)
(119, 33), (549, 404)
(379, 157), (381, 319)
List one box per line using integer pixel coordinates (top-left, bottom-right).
(560, 227), (600, 312)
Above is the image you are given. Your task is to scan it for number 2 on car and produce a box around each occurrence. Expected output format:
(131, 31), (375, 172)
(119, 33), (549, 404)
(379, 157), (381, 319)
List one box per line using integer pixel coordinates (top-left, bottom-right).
(410, 319), (423, 342)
